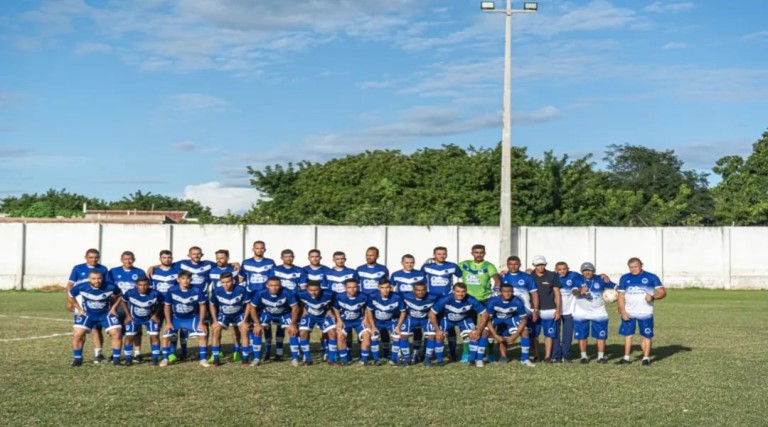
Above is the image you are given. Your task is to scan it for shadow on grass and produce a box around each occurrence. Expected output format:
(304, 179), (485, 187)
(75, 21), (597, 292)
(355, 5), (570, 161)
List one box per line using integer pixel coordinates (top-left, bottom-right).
(604, 344), (692, 362)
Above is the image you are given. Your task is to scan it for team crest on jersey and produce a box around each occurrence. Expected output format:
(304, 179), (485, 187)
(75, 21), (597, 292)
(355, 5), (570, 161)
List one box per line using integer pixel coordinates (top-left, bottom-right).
(644, 328), (652, 334)
(642, 278), (649, 284)
(132, 274), (138, 280)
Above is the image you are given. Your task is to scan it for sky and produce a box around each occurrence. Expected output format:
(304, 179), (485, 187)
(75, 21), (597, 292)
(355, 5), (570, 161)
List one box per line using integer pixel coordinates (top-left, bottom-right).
(1, 0), (767, 215)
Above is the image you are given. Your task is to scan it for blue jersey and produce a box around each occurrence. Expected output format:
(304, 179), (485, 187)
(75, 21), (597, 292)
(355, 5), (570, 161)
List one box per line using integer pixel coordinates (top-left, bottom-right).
(175, 259), (215, 288)
(486, 295), (527, 322)
(325, 267), (359, 294)
(164, 285), (207, 319)
(574, 276), (616, 321)
(68, 263), (109, 287)
(401, 293), (438, 320)
(334, 292), (368, 323)
(122, 288), (163, 322)
(366, 293), (404, 323)
(240, 257), (275, 294)
(251, 288), (297, 316)
(618, 270), (663, 318)
(108, 266), (147, 295)
(431, 294), (486, 323)
(559, 271), (584, 316)
(390, 269), (426, 299)
(421, 262), (459, 296)
(69, 282), (120, 316)
(501, 271), (538, 313)
(357, 263), (390, 295)
(298, 289), (335, 319)
(209, 264), (240, 291)
(150, 265), (180, 294)
(210, 285), (248, 317)
(303, 265), (329, 290)
(272, 265), (307, 294)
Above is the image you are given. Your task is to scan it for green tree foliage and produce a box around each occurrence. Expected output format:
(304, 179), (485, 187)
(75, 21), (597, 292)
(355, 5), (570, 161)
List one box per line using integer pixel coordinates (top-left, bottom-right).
(0, 189), (108, 218)
(110, 190), (215, 222)
(712, 130), (768, 225)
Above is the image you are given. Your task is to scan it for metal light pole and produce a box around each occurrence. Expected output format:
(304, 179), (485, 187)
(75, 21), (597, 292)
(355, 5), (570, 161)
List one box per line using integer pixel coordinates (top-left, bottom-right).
(481, 1), (537, 265)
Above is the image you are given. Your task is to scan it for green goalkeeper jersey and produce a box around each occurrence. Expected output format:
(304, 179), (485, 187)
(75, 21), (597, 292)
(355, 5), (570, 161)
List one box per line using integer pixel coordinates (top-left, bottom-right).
(458, 260), (498, 301)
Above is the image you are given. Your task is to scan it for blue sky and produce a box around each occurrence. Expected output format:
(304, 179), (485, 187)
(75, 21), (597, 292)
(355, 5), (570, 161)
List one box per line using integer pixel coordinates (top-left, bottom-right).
(1, 0), (767, 215)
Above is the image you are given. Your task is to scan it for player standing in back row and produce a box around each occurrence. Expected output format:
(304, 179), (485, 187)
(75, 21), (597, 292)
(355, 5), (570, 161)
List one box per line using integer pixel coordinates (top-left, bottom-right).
(457, 245), (500, 362)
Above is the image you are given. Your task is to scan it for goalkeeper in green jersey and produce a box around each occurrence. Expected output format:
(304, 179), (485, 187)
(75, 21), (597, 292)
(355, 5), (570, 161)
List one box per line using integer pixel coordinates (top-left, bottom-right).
(457, 244), (500, 361)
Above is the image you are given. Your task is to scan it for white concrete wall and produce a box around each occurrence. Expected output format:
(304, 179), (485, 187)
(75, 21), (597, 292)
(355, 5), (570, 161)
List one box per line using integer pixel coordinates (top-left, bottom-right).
(3, 224), (767, 290)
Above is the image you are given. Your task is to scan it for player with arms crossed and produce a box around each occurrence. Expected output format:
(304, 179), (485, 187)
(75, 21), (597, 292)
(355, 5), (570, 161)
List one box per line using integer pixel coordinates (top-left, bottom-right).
(160, 270), (210, 367)
(573, 262), (615, 364)
(116, 276), (163, 366)
(68, 270), (122, 366)
(247, 277), (301, 366)
(429, 283), (489, 367)
(617, 257), (666, 366)
(484, 283), (534, 366)
(67, 249), (110, 363)
(396, 282), (439, 366)
(333, 278), (372, 366)
(297, 280), (338, 365)
(366, 279), (406, 366)
(208, 272), (250, 367)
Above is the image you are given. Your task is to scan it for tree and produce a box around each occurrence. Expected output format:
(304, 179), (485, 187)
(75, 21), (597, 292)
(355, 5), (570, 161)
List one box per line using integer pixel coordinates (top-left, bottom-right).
(0, 189), (108, 218)
(108, 190), (215, 222)
(712, 130), (768, 225)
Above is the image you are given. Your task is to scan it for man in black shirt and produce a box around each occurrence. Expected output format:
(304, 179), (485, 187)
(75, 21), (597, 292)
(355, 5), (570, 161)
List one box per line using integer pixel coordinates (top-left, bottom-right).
(528, 255), (561, 362)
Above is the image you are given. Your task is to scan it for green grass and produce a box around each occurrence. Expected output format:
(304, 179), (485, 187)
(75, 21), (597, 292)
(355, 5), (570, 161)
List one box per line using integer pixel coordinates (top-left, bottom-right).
(1, 290), (766, 426)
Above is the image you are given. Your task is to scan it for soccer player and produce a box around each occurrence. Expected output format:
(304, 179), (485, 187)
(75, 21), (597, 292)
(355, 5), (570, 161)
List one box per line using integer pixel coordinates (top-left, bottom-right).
(390, 254), (426, 360)
(117, 276), (163, 366)
(297, 280), (338, 365)
(428, 283), (489, 367)
(366, 279), (406, 365)
(421, 246), (460, 358)
(68, 270), (122, 366)
(484, 283), (534, 366)
(573, 262), (615, 364)
(304, 249), (331, 359)
(247, 277), (301, 366)
(147, 250), (183, 361)
(240, 241), (277, 359)
(617, 257), (666, 366)
(209, 272), (250, 367)
(209, 249), (241, 291)
(528, 255), (561, 363)
(175, 246), (216, 289)
(325, 251), (359, 295)
(357, 246), (389, 296)
(396, 282), (439, 366)
(67, 249), (110, 363)
(553, 261), (583, 363)
(160, 270), (210, 367)
(501, 256), (539, 328)
(333, 278), (371, 365)
(273, 249), (308, 294)
(457, 245), (499, 361)
(108, 251), (147, 361)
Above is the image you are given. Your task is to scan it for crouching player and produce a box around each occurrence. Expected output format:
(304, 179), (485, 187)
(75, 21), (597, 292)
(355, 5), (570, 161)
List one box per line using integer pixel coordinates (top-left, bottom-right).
(366, 279), (406, 366)
(397, 282), (438, 366)
(248, 277), (301, 366)
(69, 270), (122, 366)
(484, 283), (534, 367)
(117, 276), (163, 366)
(297, 280), (338, 365)
(428, 283), (489, 367)
(160, 271), (209, 367)
(209, 272), (250, 367)
(573, 262), (615, 364)
(334, 279), (372, 366)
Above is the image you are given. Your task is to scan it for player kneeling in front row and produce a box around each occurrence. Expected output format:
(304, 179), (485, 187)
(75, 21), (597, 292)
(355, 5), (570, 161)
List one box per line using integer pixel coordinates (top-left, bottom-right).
(396, 282), (438, 366)
(334, 279), (372, 366)
(160, 271), (210, 367)
(484, 283), (534, 367)
(573, 262), (615, 364)
(209, 272), (250, 367)
(248, 277), (301, 366)
(69, 270), (123, 366)
(298, 280), (338, 365)
(366, 279), (406, 366)
(116, 277), (163, 366)
(429, 283), (489, 367)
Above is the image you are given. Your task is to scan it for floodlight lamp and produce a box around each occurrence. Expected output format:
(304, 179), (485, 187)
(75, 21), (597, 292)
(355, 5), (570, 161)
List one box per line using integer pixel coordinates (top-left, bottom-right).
(523, 2), (538, 11)
(480, 2), (496, 11)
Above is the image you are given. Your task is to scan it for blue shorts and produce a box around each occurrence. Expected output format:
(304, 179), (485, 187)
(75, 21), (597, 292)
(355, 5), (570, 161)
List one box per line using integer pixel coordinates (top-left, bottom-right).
(492, 317), (523, 337)
(574, 319), (609, 340)
(74, 313), (121, 333)
(299, 315), (336, 333)
(428, 318), (475, 337)
(339, 320), (369, 337)
(531, 317), (559, 338)
(125, 319), (159, 336)
(259, 312), (292, 328)
(217, 312), (246, 329)
(400, 317), (432, 336)
(372, 320), (400, 340)
(164, 315), (206, 338)
(619, 316), (654, 338)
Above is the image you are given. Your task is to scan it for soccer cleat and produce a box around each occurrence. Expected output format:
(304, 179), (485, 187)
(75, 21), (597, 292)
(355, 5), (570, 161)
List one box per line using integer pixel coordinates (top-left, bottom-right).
(242, 360), (250, 367)
(71, 358), (83, 367)
(263, 353), (272, 362)
(326, 360), (340, 367)
(232, 352), (241, 362)
(199, 359), (211, 368)
(642, 359), (651, 367)
(273, 355), (283, 363)
(125, 359), (134, 367)
(521, 360), (536, 368)
(388, 360), (397, 366)
(562, 358), (572, 363)
(167, 354), (177, 364)
(398, 359), (409, 368)
(423, 359), (433, 368)
(497, 356), (509, 364)
(135, 355), (144, 364)
(596, 358), (608, 364)
(616, 358), (631, 365)
(211, 361), (222, 367)
(475, 360), (485, 368)
(159, 359), (169, 367)
(93, 355), (106, 364)
(436, 361), (446, 367)
(249, 358), (262, 367)
(374, 360), (386, 366)
(291, 359), (300, 367)
(580, 358), (589, 365)
(303, 360), (314, 366)
(151, 360), (159, 367)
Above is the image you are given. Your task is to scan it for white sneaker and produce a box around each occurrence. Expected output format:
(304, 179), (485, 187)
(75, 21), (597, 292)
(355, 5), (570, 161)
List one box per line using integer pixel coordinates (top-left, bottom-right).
(475, 360), (485, 368)
(291, 359), (300, 367)
(199, 359), (211, 368)
(249, 358), (261, 367)
(522, 360), (536, 367)
(159, 359), (169, 367)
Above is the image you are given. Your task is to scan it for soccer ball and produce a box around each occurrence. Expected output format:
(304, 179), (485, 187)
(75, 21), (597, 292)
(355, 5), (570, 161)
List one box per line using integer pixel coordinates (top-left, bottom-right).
(602, 288), (618, 303)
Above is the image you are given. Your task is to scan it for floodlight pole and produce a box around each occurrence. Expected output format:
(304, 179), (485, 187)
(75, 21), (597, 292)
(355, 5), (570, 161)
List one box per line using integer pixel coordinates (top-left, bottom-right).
(482, 0), (536, 266)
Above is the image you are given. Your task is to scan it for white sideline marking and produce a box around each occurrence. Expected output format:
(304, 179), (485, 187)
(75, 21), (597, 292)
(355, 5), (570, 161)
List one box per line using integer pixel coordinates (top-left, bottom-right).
(0, 332), (72, 342)
(0, 314), (71, 323)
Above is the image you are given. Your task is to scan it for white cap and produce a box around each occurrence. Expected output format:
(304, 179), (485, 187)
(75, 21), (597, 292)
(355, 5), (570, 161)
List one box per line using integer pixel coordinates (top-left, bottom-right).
(531, 255), (547, 266)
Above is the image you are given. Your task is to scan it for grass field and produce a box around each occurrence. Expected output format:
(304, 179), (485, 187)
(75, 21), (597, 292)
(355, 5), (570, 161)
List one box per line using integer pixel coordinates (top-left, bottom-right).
(1, 289), (766, 426)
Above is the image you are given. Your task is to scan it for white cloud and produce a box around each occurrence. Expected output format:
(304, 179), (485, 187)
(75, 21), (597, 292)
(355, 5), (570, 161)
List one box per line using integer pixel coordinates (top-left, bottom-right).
(645, 2), (694, 14)
(74, 42), (113, 55)
(662, 42), (688, 50)
(168, 93), (229, 112)
(184, 181), (261, 215)
(171, 141), (196, 151)
(743, 30), (768, 41)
